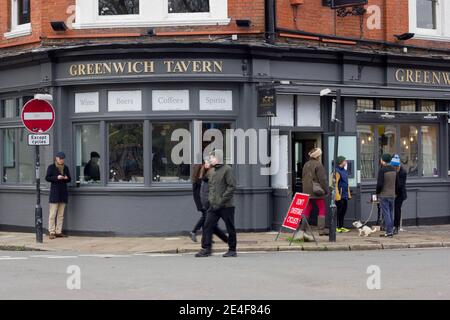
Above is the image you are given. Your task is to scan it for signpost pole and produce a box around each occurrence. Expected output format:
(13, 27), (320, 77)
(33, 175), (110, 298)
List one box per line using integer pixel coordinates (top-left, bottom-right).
(35, 145), (43, 243)
(329, 89), (341, 243)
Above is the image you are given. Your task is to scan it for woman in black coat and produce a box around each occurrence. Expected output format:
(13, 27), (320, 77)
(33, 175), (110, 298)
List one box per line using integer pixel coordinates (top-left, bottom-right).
(45, 152), (71, 239)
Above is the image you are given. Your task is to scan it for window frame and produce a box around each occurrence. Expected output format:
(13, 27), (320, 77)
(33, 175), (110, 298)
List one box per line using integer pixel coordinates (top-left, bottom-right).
(73, 0), (230, 29)
(409, 0), (450, 41)
(4, 0), (32, 39)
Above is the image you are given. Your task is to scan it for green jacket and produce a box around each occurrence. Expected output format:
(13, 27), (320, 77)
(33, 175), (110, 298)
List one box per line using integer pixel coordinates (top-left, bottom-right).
(208, 164), (236, 210)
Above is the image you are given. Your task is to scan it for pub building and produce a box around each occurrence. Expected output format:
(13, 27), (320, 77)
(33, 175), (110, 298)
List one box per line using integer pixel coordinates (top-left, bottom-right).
(0, 43), (449, 235)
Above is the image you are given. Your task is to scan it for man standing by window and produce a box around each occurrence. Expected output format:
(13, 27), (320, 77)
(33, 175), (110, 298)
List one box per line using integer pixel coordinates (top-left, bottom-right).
(196, 149), (237, 258)
(376, 154), (398, 238)
(391, 154), (408, 235)
(45, 152), (71, 240)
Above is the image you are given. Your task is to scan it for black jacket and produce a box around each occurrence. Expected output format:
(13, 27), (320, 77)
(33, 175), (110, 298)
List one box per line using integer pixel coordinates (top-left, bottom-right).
(396, 167), (408, 201)
(376, 165), (398, 198)
(192, 180), (203, 212)
(45, 164), (71, 203)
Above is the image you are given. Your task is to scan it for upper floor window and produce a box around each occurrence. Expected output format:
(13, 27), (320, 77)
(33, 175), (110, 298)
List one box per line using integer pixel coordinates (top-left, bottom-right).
(4, 0), (32, 39)
(168, 0), (210, 13)
(74, 0), (229, 29)
(409, 0), (450, 40)
(99, 0), (140, 16)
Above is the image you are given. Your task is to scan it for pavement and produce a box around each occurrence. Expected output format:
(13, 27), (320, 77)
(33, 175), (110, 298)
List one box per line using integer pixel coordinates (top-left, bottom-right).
(1, 225), (450, 254)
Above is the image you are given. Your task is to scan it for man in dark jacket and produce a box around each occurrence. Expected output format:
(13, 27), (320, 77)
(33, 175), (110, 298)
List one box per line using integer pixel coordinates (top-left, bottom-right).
(301, 148), (329, 237)
(45, 152), (71, 239)
(391, 154), (407, 235)
(83, 151), (100, 182)
(376, 154), (398, 238)
(196, 149), (237, 258)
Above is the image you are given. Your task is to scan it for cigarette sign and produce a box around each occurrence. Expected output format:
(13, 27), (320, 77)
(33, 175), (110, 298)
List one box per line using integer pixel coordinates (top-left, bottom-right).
(28, 134), (50, 146)
(282, 193), (310, 231)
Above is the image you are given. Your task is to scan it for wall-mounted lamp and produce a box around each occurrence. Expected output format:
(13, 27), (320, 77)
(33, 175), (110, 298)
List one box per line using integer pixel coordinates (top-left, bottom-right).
(50, 21), (68, 32)
(236, 19), (252, 28)
(395, 33), (415, 41)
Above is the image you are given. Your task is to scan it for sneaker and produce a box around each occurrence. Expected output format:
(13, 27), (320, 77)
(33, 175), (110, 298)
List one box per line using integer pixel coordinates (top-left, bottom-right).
(189, 232), (197, 243)
(340, 228), (350, 233)
(49, 233), (56, 240)
(55, 233), (67, 238)
(380, 233), (393, 238)
(336, 228), (343, 233)
(195, 249), (211, 258)
(223, 250), (237, 257)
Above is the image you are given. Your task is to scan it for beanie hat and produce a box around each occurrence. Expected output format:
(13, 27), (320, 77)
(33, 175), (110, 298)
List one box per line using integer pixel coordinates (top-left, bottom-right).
(390, 154), (401, 167)
(381, 153), (392, 163)
(337, 156), (346, 166)
(309, 148), (322, 159)
(210, 149), (224, 164)
(55, 152), (66, 159)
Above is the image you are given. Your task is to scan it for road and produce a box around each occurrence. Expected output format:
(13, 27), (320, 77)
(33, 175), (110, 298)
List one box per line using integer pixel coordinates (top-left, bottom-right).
(0, 248), (449, 300)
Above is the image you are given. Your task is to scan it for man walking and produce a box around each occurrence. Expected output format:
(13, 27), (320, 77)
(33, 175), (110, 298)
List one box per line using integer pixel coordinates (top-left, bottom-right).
(335, 156), (351, 233)
(45, 152), (71, 239)
(376, 154), (398, 238)
(391, 154), (407, 235)
(196, 149), (237, 258)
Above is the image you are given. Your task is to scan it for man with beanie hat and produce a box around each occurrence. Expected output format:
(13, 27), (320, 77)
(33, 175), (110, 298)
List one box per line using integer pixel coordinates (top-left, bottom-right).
(196, 149), (237, 258)
(376, 153), (398, 237)
(391, 154), (407, 235)
(301, 148), (329, 238)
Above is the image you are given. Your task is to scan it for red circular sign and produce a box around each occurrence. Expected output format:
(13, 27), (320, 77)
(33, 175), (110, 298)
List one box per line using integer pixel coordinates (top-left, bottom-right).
(21, 99), (55, 133)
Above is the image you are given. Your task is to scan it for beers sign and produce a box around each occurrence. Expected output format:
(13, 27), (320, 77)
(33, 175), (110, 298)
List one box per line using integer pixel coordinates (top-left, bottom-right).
(69, 60), (224, 77)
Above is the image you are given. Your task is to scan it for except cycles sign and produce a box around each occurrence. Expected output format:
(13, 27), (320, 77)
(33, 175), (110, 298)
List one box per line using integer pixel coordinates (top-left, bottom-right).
(21, 99), (55, 133)
(282, 193), (310, 231)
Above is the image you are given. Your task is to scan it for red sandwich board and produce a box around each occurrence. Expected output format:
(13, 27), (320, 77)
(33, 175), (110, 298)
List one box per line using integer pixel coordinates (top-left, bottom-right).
(282, 193), (310, 230)
(275, 192), (317, 245)
(21, 99), (55, 133)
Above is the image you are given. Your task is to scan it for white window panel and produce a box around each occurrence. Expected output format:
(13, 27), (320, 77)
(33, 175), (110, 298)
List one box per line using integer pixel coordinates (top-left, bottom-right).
(271, 132), (289, 189)
(409, 0), (450, 40)
(271, 95), (294, 127)
(4, 0), (32, 39)
(73, 0), (230, 29)
(297, 96), (321, 127)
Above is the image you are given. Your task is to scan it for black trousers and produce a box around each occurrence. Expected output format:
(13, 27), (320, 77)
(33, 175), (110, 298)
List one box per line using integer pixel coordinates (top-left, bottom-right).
(394, 197), (404, 229)
(336, 199), (348, 229)
(193, 209), (228, 243)
(202, 207), (237, 251)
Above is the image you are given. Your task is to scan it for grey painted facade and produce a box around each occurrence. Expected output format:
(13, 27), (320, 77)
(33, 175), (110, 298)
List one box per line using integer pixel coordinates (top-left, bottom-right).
(1, 44), (449, 235)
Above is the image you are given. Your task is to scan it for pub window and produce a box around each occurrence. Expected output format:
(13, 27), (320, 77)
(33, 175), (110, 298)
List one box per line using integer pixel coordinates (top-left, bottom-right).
(378, 125), (397, 156)
(201, 122), (232, 163)
(1, 99), (18, 118)
(99, 0), (139, 15)
(152, 122), (190, 183)
(400, 125), (419, 176)
(2, 128), (34, 184)
(400, 100), (417, 112)
(358, 125), (376, 179)
(422, 125), (438, 177)
(380, 100), (396, 111)
(76, 124), (102, 185)
(168, 0), (210, 13)
(108, 123), (144, 184)
(356, 99), (374, 112)
(421, 100), (436, 112)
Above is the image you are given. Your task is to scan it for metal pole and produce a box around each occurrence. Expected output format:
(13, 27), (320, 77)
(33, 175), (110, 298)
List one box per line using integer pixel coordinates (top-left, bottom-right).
(329, 89), (341, 242)
(35, 145), (43, 243)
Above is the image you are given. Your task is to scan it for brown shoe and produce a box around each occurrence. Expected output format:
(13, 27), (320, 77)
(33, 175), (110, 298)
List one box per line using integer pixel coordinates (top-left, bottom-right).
(49, 233), (56, 240)
(55, 233), (67, 238)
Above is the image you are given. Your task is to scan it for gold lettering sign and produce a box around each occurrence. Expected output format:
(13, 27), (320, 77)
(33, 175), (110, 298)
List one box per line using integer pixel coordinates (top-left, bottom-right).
(395, 68), (450, 86)
(68, 60), (224, 77)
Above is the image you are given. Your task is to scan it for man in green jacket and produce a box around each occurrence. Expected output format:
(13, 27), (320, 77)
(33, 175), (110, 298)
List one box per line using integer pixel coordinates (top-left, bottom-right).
(196, 149), (237, 258)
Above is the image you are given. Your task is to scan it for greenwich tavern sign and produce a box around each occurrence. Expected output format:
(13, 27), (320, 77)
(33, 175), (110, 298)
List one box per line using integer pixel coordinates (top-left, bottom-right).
(393, 68), (450, 87)
(68, 60), (224, 77)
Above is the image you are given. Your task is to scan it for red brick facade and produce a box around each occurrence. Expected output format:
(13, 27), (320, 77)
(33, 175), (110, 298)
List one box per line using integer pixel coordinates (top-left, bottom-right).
(0, 0), (450, 53)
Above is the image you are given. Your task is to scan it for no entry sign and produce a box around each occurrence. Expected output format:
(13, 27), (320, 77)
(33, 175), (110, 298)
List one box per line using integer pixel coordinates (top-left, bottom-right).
(282, 193), (310, 231)
(21, 99), (55, 133)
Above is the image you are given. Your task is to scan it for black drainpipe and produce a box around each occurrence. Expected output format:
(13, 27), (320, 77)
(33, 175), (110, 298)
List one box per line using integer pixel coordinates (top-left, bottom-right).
(265, 0), (276, 44)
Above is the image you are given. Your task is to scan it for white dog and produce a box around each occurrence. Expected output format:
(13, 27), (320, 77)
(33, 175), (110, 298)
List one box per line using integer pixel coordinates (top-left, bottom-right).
(353, 221), (378, 237)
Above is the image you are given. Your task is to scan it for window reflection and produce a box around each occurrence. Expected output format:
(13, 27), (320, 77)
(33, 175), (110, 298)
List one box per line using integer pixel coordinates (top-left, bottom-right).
(358, 125), (375, 179)
(400, 125), (419, 176)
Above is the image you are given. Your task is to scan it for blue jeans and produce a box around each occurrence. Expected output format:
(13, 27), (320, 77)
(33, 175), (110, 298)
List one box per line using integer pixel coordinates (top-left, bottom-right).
(379, 197), (395, 235)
